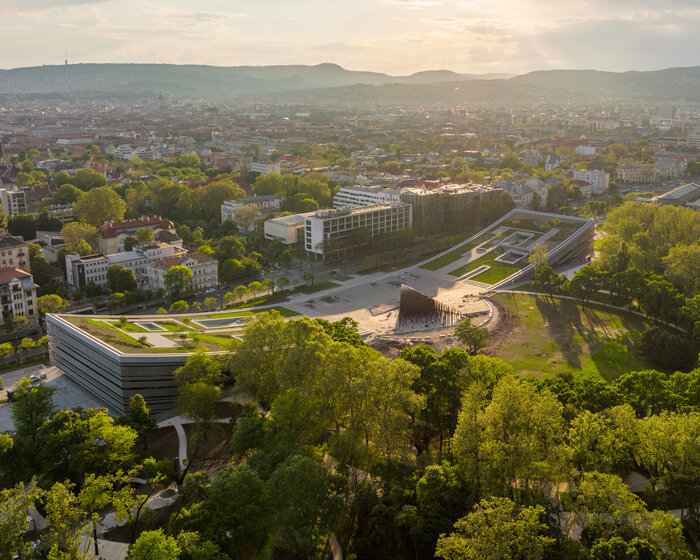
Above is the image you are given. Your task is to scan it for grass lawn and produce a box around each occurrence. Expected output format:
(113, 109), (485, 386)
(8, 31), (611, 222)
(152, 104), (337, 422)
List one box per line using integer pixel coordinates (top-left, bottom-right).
(209, 306), (299, 319)
(490, 293), (653, 382)
(448, 249), (522, 283)
(419, 244), (475, 271)
(110, 321), (149, 333)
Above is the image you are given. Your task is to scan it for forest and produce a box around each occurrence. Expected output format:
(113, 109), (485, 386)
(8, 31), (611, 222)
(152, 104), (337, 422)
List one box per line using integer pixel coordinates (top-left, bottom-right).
(2, 310), (698, 560)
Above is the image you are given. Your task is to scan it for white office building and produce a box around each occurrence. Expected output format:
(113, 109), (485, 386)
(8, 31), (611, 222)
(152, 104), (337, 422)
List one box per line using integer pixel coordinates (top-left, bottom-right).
(333, 185), (401, 209)
(305, 203), (412, 260)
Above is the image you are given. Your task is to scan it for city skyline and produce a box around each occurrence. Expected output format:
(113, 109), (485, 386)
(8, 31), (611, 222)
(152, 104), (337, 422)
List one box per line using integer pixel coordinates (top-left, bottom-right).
(2, 0), (699, 74)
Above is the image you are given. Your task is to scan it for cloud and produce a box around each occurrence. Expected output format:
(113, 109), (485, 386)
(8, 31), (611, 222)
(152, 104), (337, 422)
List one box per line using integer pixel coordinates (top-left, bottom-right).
(382, 0), (442, 8)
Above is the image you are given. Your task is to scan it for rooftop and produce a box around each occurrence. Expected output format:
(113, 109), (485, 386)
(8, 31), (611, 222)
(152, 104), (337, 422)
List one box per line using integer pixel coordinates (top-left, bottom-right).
(98, 216), (174, 239)
(0, 266), (32, 284)
(0, 233), (28, 249)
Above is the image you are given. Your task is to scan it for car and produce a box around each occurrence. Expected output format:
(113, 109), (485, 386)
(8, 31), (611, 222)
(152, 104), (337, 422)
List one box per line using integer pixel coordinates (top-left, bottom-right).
(205, 288), (216, 294)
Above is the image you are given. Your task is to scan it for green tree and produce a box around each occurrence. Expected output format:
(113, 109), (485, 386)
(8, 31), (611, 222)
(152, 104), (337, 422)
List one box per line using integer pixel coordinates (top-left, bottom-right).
(61, 222), (98, 252)
(73, 186), (127, 227)
(11, 380), (56, 447)
(233, 285), (248, 303)
(528, 243), (549, 273)
(44, 481), (88, 560)
(454, 318), (489, 355)
(71, 168), (108, 191)
(572, 472), (687, 552)
(128, 529), (180, 560)
(106, 292), (125, 314)
(38, 294), (70, 316)
(203, 297), (217, 312)
(135, 227), (155, 245)
(126, 394), (157, 449)
(174, 351), (223, 438)
(453, 377), (565, 501)
(0, 481), (42, 559)
(267, 454), (342, 559)
(435, 497), (554, 560)
(107, 264), (138, 293)
(277, 275), (291, 292)
(169, 300), (189, 314)
(165, 266), (193, 298)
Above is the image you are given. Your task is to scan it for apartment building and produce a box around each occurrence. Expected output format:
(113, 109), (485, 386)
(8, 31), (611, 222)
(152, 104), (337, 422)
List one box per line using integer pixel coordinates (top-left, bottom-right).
(573, 169), (610, 195)
(0, 187), (28, 217)
(250, 162), (281, 175)
(494, 178), (548, 209)
(0, 233), (29, 273)
(147, 252), (219, 293)
(304, 203), (412, 260)
(616, 164), (659, 183)
(98, 216), (179, 255)
(221, 195), (283, 226)
(333, 185), (400, 208)
(0, 267), (38, 328)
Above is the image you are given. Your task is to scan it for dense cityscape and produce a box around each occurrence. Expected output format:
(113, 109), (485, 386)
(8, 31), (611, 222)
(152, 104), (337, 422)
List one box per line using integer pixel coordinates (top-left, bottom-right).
(0, 41), (699, 560)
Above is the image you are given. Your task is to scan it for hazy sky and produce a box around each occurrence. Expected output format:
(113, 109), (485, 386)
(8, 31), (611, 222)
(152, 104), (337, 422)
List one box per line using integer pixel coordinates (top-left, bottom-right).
(2, 0), (699, 74)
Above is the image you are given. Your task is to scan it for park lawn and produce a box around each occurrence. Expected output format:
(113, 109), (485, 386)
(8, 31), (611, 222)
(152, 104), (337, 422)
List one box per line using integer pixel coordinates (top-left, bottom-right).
(490, 293), (654, 382)
(448, 250), (521, 283)
(419, 244), (476, 271)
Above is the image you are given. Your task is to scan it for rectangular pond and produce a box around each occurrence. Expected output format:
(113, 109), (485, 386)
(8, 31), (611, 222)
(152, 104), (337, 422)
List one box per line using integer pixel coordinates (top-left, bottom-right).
(135, 322), (167, 332)
(192, 317), (247, 329)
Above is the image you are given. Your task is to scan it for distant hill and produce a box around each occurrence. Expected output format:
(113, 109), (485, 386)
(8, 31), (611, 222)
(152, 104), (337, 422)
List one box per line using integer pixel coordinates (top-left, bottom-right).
(0, 63), (698, 104)
(0, 62), (511, 98)
(276, 66), (700, 105)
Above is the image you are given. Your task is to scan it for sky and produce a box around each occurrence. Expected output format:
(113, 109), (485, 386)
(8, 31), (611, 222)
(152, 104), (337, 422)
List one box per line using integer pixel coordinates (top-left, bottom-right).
(2, 0), (699, 75)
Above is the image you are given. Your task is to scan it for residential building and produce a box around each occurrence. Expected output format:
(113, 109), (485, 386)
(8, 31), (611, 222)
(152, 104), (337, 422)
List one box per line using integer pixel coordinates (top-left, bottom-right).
(147, 252), (219, 293)
(250, 162), (281, 175)
(221, 195), (284, 229)
(544, 155), (560, 172)
(106, 251), (150, 288)
(304, 203), (412, 260)
(65, 253), (110, 289)
(0, 233), (29, 272)
(616, 164), (659, 183)
(655, 157), (687, 179)
(333, 185), (400, 208)
(523, 148), (544, 168)
(0, 187), (28, 217)
(0, 267), (38, 328)
(46, 204), (74, 225)
(98, 216), (178, 255)
(573, 169), (610, 195)
(264, 213), (311, 245)
(494, 178), (548, 209)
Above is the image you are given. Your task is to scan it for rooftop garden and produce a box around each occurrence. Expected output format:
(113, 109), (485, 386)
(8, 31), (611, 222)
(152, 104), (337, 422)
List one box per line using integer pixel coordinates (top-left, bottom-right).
(63, 305), (299, 354)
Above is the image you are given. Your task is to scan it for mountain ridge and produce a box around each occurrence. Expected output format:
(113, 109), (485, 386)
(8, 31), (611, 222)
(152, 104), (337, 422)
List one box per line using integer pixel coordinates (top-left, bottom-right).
(0, 63), (698, 104)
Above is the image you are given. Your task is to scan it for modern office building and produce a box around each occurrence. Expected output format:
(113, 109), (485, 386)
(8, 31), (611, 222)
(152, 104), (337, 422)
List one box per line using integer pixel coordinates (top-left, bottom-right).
(304, 202), (412, 260)
(333, 185), (400, 209)
(65, 253), (110, 289)
(264, 212), (311, 245)
(399, 183), (504, 231)
(46, 313), (188, 413)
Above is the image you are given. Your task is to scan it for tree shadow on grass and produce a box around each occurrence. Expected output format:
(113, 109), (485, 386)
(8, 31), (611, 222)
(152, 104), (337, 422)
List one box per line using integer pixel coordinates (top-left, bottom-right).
(535, 296), (584, 370)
